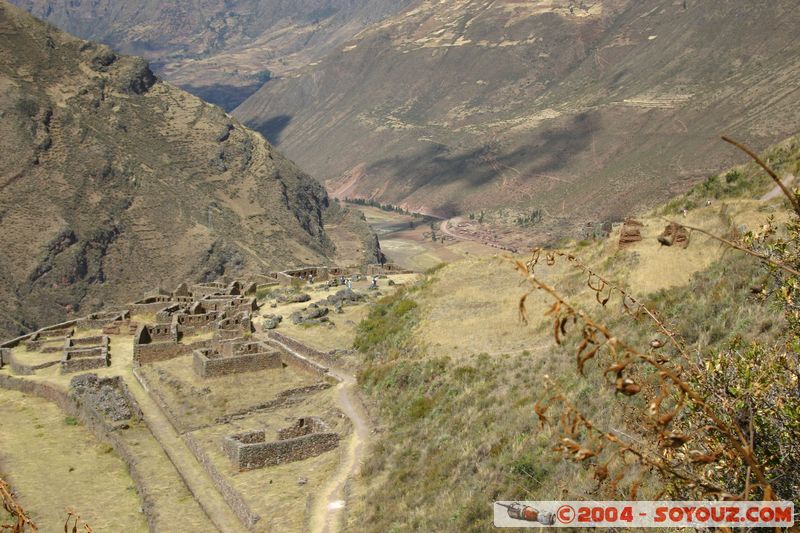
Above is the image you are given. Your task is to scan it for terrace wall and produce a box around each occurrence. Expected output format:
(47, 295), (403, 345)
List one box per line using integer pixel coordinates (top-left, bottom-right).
(192, 348), (283, 378)
(223, 423), (339, 472)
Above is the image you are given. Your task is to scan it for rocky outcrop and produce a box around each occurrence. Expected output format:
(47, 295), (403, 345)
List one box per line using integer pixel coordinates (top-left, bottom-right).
(289, 304), (330, 326)
(10, 0), (412, 111)
(0, 3), (373, 338)
(115, 57), (157, 95)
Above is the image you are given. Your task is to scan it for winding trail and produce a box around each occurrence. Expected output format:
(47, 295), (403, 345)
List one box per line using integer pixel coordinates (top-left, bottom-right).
(265, 336), (371, 533)
(761, 174), (796, 201)
(441, 216), (519, 253)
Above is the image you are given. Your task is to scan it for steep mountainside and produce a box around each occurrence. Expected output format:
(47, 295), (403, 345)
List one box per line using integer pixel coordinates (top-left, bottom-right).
(9, 0), (412, 110)
(236, 0), (800, 222)
(0, 1), (358, 337)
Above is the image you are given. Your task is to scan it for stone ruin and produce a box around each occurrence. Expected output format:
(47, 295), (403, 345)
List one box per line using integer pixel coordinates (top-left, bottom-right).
(61, 335), (110, 374)
(366, 262), (411, 276)
(132, 323), (180, 364)
(132, 281), (258, 365)
(193, 339), (283, 378)
(223, 417), (339, 471)
(276, 264), (412, 287)
(81, 310), (131, 330)
(69, 373), (142, 428)
(659, 222), (690, 248)
(618, 218), (644, 247)
(25, 326), (74, 352)
(102, 314), (139, 336)
(214, 312), (253, 341)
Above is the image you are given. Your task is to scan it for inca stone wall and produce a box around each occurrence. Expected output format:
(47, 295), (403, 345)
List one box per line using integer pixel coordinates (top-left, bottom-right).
(0, 374), (158, 531)
(182, 433), (261, 530)
(133, 339), (212, 365)
(192, 345), (283, 378)
(61, 336), (110, 374)
(78, 310), (130, 330)
(267, 332), (331, 377)
(223, 418), (339, 472)
(618, 218), (644, 247)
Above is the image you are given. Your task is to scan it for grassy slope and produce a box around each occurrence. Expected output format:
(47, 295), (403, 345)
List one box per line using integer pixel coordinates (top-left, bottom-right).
(0, 388), (147, 531)
(344, 138), (798, 531)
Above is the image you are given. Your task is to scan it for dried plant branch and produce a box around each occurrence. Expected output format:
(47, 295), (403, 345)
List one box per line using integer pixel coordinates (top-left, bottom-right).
(514, 258), (775, 497)
(721, 135), (800, 217)
(515, 137), (798, 507)
(0, 478), (36, 533)
(527, 249), (692, 362)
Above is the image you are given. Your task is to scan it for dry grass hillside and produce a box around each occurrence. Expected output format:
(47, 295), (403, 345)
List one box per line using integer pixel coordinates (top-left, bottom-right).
(345, 136), (799, 531)
(0, 1), (378, 338)
(236, 0), (800, 226)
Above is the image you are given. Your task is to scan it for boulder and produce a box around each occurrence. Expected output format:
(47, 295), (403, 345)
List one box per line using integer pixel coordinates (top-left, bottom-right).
(262, 314), (283, 330)
(306, 306), (329, 320)
(115, 57), (157, 95)
(326, 288), (364, 306)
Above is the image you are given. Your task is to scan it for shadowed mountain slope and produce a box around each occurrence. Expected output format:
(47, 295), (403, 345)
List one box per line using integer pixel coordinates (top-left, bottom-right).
(235, 0), (800, 222)
(0, 1), (365, 337)
(9, 0), (413, 110)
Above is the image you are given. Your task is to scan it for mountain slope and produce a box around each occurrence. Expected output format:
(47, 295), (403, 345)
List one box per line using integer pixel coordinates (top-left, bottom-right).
(0, 1), (345, 337)
(235, 0), (800, 222)
(9, 0), (413, 110)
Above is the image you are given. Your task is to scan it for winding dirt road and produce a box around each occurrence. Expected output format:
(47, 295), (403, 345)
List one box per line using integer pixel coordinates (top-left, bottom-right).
(441, 216), (519, 253)
(266, 336), (370, 533)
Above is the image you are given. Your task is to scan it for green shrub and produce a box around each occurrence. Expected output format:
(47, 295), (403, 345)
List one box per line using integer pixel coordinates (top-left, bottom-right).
(725, 169), (741, 183)
(406, 396), (434, 419)
(15, 98), (38, 117)
(255, 286), (275, 300)
(353, 290), (418, 355)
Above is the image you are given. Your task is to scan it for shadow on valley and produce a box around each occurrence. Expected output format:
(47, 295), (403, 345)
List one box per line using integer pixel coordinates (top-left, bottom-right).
(365, 112), (599, 198)
(247, 114), (293, 146)
(181, 83), (264, 112)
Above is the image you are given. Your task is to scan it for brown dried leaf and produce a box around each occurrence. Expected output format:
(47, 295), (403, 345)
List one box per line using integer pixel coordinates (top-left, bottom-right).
(578, 346), (600, 375)
(518, 292), (532, 325)
(554, 317), (562, 345)
(688, 450), (720, 464)
(615, 377), (641, 396)
(604, 361), (629, 377)
(545, 301), (561, 316)
(534, 402), (549, 428)
(587, 274), (604, 292)
(559, 316), (569, 337)
(660, 431), (691, 448)
(657, 394), (685, 427)
(596, 287), (612, 306)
